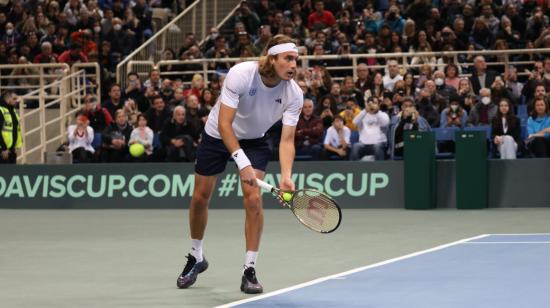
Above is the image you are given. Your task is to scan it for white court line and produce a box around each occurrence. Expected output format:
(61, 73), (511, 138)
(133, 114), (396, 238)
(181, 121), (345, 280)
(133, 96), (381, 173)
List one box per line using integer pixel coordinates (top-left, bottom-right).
(216, 234), (490, 308)
(463, 241), (550, 244)
(480, 233), (550, 236)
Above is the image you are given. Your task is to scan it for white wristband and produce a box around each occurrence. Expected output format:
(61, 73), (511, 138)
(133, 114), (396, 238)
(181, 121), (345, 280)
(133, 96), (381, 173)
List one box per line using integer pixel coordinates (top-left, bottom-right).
(232, 149), (251, 170)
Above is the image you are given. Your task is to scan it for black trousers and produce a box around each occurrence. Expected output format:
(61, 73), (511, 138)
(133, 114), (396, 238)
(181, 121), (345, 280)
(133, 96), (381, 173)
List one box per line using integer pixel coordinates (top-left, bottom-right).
(101, 147), (129, 163)
(71, 147), (93, 163)
(165, 135), (195, 162)
(530, 137), (550, 158)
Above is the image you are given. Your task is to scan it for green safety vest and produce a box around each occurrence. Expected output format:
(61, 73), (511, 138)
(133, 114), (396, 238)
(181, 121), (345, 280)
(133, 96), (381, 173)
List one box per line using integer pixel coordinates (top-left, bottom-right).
(0, 106), (22, 149)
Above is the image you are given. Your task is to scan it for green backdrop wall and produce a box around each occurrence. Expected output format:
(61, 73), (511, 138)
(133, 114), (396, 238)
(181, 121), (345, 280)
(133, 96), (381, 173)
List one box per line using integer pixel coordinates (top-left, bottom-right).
(0, 159), (548, 209)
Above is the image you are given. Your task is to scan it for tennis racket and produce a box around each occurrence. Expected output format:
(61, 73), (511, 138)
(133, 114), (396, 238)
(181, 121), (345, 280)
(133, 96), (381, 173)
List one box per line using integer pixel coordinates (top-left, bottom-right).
(256, 179), (342, 233)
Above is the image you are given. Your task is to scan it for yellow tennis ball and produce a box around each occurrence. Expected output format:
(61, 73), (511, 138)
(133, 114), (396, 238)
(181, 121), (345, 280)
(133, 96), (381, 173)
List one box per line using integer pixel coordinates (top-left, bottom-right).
(129, 143), (145, 157)
(282, 192), (293, 202)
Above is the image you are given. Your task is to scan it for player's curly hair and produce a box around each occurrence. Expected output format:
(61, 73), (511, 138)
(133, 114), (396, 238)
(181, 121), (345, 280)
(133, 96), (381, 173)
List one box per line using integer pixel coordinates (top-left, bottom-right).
(258, 34), (295, 78)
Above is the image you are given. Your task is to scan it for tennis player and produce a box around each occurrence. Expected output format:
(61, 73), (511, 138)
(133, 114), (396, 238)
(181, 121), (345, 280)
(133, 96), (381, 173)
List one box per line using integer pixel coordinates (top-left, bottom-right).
(177, 34), (303, 294)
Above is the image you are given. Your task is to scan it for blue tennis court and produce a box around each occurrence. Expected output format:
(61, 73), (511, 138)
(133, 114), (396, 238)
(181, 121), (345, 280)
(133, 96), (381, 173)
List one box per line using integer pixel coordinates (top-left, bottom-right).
(221, 234), (550, 308)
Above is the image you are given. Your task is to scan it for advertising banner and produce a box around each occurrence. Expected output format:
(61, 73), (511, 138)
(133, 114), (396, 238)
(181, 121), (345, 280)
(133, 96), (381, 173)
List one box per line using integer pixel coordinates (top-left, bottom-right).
(0, 161), (403, 209)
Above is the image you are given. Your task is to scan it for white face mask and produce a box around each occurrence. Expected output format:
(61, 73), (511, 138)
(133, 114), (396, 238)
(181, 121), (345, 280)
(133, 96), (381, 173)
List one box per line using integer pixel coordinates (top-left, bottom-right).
(435, 78), (444, 86)
(450, 105), (458, 111)
(113, 24), (122, 31)
(481, 97), (491, 105)
(6, 29), (13, 35)
(94, 26), (101, 33)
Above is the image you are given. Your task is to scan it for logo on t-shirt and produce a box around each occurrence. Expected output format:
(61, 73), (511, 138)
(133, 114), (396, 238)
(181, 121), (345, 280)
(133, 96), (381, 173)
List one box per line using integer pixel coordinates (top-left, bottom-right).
(275, 98), (282, 104)
(249, 88), (257, 96)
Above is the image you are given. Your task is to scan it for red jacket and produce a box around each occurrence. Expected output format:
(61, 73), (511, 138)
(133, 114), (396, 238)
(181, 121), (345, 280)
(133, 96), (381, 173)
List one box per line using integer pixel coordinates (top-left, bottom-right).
(57, 50), (89, 65)
(308, 11), (336, 29)
(295, 114), (324, 147)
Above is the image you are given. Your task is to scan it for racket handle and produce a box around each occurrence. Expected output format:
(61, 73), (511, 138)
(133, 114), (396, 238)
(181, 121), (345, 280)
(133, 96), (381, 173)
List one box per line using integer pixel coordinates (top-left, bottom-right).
(256, 179), (274, 192)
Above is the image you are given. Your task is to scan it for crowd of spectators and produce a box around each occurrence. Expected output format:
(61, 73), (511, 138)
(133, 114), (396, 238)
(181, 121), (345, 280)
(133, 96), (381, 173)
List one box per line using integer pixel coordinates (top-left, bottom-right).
(3, 0), (550, 162)
(0, 0), (185, 95)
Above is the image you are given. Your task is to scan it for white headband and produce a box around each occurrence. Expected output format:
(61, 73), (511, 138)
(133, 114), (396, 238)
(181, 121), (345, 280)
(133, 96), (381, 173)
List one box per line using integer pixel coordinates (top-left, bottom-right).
(267, 43), (298, 56)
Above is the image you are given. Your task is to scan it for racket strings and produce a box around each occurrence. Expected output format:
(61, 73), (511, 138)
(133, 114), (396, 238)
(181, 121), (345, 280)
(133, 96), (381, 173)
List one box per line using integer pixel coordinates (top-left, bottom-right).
(291, 190), (341, 233)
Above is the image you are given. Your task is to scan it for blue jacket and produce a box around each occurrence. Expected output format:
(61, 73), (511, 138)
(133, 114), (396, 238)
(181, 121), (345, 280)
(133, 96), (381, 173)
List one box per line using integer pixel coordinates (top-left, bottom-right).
(527, 115), (550, 139)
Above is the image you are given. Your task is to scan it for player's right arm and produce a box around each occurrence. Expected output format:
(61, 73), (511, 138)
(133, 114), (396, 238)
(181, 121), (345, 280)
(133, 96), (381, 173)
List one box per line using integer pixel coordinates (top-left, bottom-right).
(218, 103), (257, 186)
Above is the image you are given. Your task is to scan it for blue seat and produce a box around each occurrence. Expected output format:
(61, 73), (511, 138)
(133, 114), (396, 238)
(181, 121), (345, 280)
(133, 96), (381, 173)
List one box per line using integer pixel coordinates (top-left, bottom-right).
(433, 127), (460, 158)
(434, 127), (459, 141)
(350, 131), (359, 144)
(92, 133), (102, 149)
(520, 117), (528, 126)
(520, 125), (528, 141)
(463, 125), (491, 139)
(517, 104), (528, 118)
(152, 133), (161, 149)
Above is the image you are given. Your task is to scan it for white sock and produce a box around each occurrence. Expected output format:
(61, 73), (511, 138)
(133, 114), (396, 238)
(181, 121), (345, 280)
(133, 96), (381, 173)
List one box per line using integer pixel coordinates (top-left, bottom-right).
(244, 250), (258, 272)
(191, 239), (203, 262)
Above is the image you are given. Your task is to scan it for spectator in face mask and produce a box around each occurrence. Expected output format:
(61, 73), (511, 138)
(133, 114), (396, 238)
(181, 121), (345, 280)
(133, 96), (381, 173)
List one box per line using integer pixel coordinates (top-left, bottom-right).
(467, 88), (498, 126)
(2, 22), (20, 49)
(440, 96), (468, 128)
(106, 17), (135, 56)
(433, 70), (457, 107)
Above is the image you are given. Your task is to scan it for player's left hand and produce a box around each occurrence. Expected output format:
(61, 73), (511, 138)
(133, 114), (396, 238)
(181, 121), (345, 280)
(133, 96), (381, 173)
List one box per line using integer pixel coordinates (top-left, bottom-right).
(279, 177), (295, 192)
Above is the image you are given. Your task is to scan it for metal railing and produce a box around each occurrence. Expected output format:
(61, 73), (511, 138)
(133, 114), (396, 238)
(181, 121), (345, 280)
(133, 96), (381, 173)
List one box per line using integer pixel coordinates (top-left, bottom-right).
(116, 0), (241, 87)
(17, 70), (88, 164)
(126, 48), (550, 86)
(0, 63), (69, 99)
(0, 62), (101, 101)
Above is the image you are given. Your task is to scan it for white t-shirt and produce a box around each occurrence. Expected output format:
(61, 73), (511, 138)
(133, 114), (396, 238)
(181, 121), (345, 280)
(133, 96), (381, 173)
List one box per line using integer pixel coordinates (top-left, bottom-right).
(130, 127), (154, 155)
(353, 110), (390, 145)
(204, 61), (303, 140)
(324, 126), (351, 148)
(67, 125), (94, 153)
(382, 74), (403, 91)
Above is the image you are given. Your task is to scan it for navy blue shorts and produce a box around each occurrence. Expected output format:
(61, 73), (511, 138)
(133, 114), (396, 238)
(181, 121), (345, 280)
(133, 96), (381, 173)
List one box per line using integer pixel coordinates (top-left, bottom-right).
(195, 132), (271, 176)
